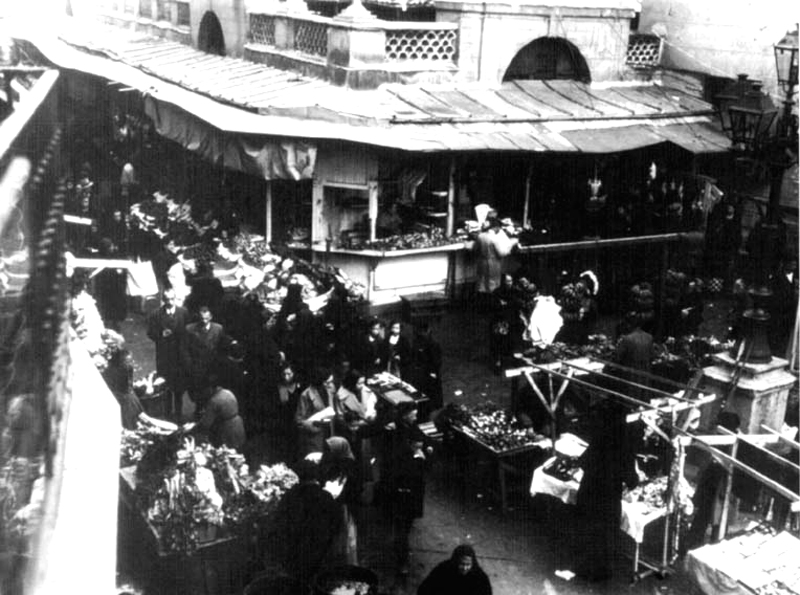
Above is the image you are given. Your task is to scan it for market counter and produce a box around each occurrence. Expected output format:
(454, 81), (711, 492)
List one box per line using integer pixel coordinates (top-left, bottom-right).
(288, 242), (467, 305)
(118, 466), (250, 595)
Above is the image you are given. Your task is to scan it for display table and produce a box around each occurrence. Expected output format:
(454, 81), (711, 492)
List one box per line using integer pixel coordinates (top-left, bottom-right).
(530, 458), (670, 581)
(686, 529), (800, 595)
(451, 425), (549, 512)
(118, 466), (249, 595)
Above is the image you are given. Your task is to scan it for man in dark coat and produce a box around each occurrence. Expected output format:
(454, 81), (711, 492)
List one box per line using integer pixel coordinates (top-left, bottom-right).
(408, 322), (443, 420)
(182, 306), (233, 404)
(383, 402), (430, 575)
(614, 311), (654, 401)
(354, 318), (385, 377)
(260, 459), (344, 589)
(147, 289), (189, 420)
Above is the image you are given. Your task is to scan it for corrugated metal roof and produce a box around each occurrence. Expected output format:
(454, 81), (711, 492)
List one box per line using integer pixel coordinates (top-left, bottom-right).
(45, 22), (732, 154)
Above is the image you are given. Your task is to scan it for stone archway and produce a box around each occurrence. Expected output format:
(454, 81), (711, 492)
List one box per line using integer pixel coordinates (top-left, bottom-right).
(198, 11), (226, 56)
(503, 37), (591, 83)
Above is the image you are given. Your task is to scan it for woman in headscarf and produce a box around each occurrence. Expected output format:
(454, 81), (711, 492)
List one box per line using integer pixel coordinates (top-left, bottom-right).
(319, 436), (360, 565)
(418, 544), (492, 595)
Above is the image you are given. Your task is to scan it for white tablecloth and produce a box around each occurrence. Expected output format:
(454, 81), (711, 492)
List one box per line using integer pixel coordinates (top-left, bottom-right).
(686, 531), (800, 595)
(530, 459), (667, 543)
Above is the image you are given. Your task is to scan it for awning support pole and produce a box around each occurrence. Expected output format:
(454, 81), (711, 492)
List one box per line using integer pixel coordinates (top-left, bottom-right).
(523, 162), (533, 228)
(446, 158), (456, 237)
(368, 180), (378, 242)
(265, 181), (273, 243)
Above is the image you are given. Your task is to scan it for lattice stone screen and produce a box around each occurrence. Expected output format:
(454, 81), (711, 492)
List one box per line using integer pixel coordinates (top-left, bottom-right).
(156, 0), (169, 21)
(176, 1), (190, 26)
(626, 33), (663, 68)
(386, 29), (457, 61)
(250, 14), (276, 46)
(296, 20), (328, 57)
(139, 0), (152, 18)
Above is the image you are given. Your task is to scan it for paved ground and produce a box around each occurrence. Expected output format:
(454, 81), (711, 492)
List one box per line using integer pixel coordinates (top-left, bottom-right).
(117, 297), (750, 595)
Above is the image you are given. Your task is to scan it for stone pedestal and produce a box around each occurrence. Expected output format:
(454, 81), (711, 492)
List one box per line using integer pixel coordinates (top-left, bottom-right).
(701, 353), (796, 434)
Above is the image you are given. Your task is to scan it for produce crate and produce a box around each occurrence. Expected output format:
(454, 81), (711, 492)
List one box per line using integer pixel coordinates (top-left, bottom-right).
(138, 389), (170, 420)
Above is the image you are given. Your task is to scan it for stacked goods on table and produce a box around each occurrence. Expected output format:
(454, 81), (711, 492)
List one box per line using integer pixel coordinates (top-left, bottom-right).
(122, 419), (297, 554)
(368, 372), (419, 405)
(689, 525), (800, 595)
(188, 232), (367, 308)
(339, 228), (463, 251)
(438, 402), (547, 453)
(523, 333), (732, 377)
(623, 476), (668, 512)
(128, 192), (367, 305)
(523, 334), (616, 364)
(542, 456), (583, 482)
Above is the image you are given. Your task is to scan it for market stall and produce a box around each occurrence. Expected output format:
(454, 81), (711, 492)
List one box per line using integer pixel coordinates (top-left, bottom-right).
(505, 355), (719, 581)
(437, 401), (551, 511)
(116, 418), (298, 595)
(686, 526), (800, 595)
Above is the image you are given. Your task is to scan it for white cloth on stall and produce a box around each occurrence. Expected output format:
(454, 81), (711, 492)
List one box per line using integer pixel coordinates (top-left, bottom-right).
(127, 260), (159, 297)
(526, 296), (562, 345)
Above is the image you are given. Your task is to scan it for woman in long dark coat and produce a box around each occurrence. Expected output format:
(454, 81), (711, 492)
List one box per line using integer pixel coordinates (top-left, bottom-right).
(574, 400), (639, 582)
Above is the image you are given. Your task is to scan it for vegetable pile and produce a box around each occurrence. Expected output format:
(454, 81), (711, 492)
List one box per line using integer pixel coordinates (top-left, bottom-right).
(623, 476), (668, 511)
(438, 402), (545, 453)
(128, 427), (297, 554)
(339, 228), (460, 252)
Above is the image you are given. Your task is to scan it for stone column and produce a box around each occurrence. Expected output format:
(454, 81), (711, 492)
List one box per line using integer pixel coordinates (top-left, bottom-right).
(701, 352), (796, 434)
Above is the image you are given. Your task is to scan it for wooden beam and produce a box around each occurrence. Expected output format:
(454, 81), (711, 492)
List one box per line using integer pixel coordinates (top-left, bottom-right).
(368, 180), (378, 242)
(522, 360), (657, 412)
(761, 424), (800, 451)
(718, 427), (800, 473)
(264, 181), (273, 243)
(523, 371), (553, 420)
(676, 429), (800, 511)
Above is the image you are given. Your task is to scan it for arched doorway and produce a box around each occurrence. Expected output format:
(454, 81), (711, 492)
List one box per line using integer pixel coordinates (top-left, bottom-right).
(198, 11), (225, 56)
(503, 37), (590, 83)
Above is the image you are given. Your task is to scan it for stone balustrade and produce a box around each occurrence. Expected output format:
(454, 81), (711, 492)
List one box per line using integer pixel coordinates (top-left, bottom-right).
(247, 5), (459, 68)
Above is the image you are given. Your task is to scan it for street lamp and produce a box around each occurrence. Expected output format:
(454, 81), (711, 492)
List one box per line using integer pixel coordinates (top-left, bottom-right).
(717, 25), (799, 363)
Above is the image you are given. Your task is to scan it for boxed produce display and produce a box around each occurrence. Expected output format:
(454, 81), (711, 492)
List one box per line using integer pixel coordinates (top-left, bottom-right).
(338, 228), (463, 252)
(438, 402), (547, 453)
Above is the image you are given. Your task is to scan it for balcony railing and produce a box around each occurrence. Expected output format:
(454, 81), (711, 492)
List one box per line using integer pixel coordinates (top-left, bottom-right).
(383, 23), (457, 62)
(247, 8), (458, 66)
